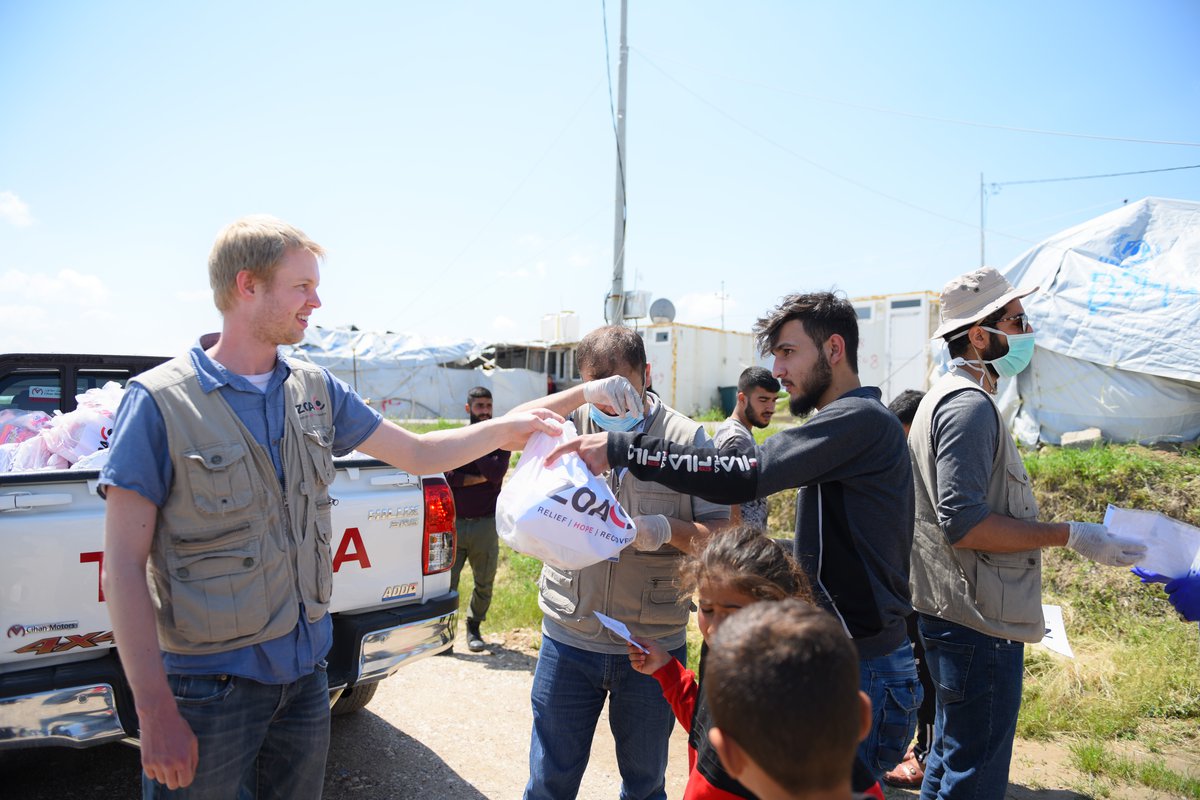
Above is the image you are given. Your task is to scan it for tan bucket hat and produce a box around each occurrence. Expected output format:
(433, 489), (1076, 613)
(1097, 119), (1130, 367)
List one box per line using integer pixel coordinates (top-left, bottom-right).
(932, 266), (1038, 339)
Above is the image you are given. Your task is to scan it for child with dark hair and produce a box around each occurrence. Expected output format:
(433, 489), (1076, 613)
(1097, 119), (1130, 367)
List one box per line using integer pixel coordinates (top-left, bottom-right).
(886, 389), (924, 432)
(628, 528), (883, 800)
(706, 599), (875, 800)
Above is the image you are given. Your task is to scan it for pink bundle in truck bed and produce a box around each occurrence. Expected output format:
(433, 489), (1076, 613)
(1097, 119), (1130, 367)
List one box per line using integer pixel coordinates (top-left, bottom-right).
(0, 382), (123, 472)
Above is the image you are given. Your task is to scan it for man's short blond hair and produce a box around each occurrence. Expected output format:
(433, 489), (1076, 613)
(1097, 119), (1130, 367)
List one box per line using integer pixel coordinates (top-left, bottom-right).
(208, 215), (325, 312)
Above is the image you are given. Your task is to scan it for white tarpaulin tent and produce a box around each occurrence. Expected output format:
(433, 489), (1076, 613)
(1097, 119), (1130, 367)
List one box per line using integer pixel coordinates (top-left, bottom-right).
(999, 197), (1200, 445)
(283, 326), (545, 419)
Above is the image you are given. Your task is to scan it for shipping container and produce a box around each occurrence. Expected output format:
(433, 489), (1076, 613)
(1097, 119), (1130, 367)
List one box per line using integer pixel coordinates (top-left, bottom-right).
(852, 291), (941, 404)
(641, 322), (764, 417)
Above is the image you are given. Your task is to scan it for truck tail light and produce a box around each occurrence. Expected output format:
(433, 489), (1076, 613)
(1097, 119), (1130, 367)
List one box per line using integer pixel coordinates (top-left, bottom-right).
(422, 476), (456, 575)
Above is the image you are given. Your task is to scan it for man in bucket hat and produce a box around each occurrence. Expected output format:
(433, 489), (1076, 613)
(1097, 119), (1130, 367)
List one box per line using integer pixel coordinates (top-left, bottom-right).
(905, 267), (1146, 799)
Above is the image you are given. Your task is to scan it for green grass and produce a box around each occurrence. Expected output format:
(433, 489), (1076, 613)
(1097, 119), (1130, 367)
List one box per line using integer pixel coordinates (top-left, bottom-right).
(451, 422), (1200, 776)
(1071, 740), (1200, 798)
(1024, 443), (1200, 528)
(395, 418), (465, 434)
(454, 544), (545, 638)
(1014, 444), (1200, 751)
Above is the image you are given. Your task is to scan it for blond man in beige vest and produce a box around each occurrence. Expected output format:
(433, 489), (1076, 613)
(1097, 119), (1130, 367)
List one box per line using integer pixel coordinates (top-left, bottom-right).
(101, 215), (560, 798)
(906, 267), (1145, 800)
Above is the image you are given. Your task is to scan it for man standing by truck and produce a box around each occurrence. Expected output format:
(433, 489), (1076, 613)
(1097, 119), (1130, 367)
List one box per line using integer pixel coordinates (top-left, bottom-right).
(100, 215), (560, 798)
(445, 386), (509, 653)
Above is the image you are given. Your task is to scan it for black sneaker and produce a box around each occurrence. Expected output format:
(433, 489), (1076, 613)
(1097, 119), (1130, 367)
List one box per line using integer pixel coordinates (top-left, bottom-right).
(466, 620), (485, 652)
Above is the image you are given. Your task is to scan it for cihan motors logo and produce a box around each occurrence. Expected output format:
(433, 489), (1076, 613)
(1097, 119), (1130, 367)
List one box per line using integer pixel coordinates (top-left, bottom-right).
(295, 395), (327, 416)
(8, 621), (79, 638)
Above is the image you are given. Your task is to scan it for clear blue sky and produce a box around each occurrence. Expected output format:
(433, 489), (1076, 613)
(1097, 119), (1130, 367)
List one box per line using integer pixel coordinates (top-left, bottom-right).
(2, 1), (1198, 355)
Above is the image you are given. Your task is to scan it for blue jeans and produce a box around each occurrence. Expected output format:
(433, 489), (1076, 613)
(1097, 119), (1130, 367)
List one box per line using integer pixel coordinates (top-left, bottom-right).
(858, 639), (922, 780)
(143, 663), (330, 799)
(918, 615), (1024, 800)
(524, 635), (686, 800)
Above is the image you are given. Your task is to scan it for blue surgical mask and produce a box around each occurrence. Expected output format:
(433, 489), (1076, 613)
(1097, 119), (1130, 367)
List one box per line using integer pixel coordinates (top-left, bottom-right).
(949, 325), (1037, 386)
(980, 326), (1036, 378)
(589, 403), (644, 432)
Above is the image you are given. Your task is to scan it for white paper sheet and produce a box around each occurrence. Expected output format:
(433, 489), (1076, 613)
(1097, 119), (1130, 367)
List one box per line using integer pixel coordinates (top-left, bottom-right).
(1102, 505), (1200, 579)
(594, 611), (648, 653)
(1039, 604), (1074, 659)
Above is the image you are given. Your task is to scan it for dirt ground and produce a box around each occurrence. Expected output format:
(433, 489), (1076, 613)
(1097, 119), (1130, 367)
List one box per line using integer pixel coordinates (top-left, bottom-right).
(1, 627), (1193, 799)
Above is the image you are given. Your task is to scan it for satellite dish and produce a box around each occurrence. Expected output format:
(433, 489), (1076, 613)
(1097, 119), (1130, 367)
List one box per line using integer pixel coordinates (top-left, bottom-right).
(649, 298), (676, 323)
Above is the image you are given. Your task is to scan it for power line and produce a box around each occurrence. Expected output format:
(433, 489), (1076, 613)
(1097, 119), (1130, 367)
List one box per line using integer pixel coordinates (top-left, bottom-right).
(632, 46), (1200, 148)
(991, 163), (1200, 188)
(393, 79), (603, 317)
(634, 50), (982, 232)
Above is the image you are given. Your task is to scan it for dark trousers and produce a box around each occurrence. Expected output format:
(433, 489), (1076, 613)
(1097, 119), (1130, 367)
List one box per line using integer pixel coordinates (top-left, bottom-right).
(907, 612), (937, 763)
(450, 515), (499, 622)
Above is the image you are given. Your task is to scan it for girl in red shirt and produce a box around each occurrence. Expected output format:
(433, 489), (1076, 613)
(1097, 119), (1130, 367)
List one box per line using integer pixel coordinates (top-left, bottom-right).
(629, 528), (884, 800)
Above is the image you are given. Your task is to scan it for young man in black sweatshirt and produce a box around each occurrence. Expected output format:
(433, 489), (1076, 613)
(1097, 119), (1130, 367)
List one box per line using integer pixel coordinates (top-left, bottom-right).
(549, 292), (919, 781)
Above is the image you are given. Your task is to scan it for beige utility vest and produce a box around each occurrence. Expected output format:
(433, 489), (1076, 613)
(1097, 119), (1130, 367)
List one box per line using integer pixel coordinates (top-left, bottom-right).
(908, 371), (1045, 642)
(539, 397), (700, 646)
(134, 356), (337, 654)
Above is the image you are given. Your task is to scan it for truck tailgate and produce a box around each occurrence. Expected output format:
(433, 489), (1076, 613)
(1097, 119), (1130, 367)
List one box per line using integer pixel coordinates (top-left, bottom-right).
(1, 474), (114, 672)
(1, 460), (448, 673)
(325, 459), (448, 614)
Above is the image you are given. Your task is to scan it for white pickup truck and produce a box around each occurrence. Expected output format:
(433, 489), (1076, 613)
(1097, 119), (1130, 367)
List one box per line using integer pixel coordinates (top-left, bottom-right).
(0, 353), (459, 750)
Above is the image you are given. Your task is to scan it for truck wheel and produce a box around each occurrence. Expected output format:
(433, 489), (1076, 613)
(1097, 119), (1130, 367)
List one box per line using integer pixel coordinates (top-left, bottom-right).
(331, 681), (379, 716)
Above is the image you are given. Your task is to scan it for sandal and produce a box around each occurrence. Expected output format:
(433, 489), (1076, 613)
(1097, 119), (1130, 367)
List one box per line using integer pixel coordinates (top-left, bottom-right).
(882, 756), (925, 789)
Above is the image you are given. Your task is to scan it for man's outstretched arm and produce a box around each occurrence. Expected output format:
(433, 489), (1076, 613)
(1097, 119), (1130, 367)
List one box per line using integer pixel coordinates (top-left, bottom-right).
(549, 430), (760, 506)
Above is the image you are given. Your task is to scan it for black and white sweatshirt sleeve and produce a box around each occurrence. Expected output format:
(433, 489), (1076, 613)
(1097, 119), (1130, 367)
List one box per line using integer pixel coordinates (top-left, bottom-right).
(606, 398), (888, 505)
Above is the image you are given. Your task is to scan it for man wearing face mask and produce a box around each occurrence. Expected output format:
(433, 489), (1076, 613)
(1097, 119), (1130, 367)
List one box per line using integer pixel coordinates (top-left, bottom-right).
(907, 267), (1146, 800)
(512, 325), (731, 800)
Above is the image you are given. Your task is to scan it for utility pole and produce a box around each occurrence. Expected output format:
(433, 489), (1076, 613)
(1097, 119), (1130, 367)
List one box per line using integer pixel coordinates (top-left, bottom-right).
(979, 172), (986, 267)
(605, 0), (629, 325)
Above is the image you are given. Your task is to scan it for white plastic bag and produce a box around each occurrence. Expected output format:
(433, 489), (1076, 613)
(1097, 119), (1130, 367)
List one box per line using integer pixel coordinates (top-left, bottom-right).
(42, 408), (113, 464)
(495, 420), (636, 570)
(74, 381), (125, 417)
(71, 447), (112, 471)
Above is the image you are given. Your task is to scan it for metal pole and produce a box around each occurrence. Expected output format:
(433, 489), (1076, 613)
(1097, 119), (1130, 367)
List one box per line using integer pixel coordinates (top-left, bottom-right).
(606, 0), (629, 325)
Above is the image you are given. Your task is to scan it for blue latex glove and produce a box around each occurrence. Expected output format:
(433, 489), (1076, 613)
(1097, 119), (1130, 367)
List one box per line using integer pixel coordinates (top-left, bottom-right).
(1133, 568), (1200, 622)
(1164, 573), (1200, 623)
(1132, 566), (1170, 584)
